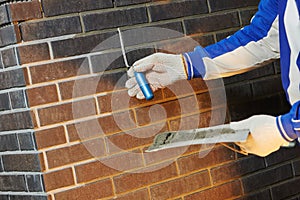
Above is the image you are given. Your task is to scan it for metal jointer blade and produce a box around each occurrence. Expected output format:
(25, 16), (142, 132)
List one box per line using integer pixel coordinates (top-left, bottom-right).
(146, 124), (250, 152)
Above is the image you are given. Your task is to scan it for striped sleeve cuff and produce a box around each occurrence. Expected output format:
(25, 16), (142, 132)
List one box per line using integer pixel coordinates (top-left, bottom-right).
(183, 46), (210, 79)
(276, 100), (300, 142)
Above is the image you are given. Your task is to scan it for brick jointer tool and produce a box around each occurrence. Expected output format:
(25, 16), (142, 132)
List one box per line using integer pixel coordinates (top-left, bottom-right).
(146, 124), (250, 152)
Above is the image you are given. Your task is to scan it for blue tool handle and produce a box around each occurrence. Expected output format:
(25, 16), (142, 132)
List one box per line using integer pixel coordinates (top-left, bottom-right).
(134, 71), (154, 100)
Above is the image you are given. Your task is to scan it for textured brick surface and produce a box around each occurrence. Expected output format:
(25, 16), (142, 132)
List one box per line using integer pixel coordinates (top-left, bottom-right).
(21, 16), (82, 41)
(0, 92), (10, 111)
(184, 180), (242, 200)
(43, 168), (74, 191)
(38, 99), (96, 126)
(46, 138), (105, 168)
(271, 177), (300, 200)
(211, 156), (265, 184)
(113, 163), (178, 194)
(0, 111), (33, 131)
(30, 58), (89, 84)
(115, 0), (150, 6)
(42, 0), (113, 17)
(27, 85), (59, 107)
(51, 31), (116, 58)
(83, 7), (148, 32)
(9, 90), (27, 109)
(209, 0), (259, 12)
(0, 68), (25, 90)
(0, 25), (17, 47)
(0, 134), (19, 152)
(149, 0), (208, 22)
(35, 126), (66, 149)
(1, 48), (17, 68)
(242, 164), (293, 193)
(54, 179), (113, 200)
(184, 12), (240, 35)
(177, 146), (235, 174)
(150, 171), (211, 200)
(17, 43), (50, 64)
(26, 174), (44, 192)
(9, 0), (42, 22)
(0, 175), (27, 191)
(0, 5), (10, 26)
(2, 154), (41, 172)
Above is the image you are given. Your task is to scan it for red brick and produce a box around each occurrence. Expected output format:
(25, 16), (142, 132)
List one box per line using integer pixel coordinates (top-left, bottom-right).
(135, 100), (180, 126)
(106, 122), (167, 153)
(35, 126), (66, 149)
(38, 99), (96, 126)
(30, 58), (89, 84)
(76, 150), (143, 183)
(9, 0), (42, 22)
(46, 138), (106, 169)
(59, 71), (126, 100)
(54, 179), (113, 200)
(98, 110), (136, 135)
(97, 90), (164, 114)
(150, 171), (211, 200)
(113, 162), (178, 194)
(27, 85), (59, 107)
(177, 145), (235, 174)
(43, 168), (74, 191)
(17, 43), (50, 64)
(75, 161), (119, 183)
(67, 118), (101, 142)
(109, 189), (149, 200)
(184, 180), (242, 200)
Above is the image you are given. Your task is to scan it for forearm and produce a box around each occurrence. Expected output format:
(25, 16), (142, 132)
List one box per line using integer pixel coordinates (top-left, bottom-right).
(184, 0), (280, 80)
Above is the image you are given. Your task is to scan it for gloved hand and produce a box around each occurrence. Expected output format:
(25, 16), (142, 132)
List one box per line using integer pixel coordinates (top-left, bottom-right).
(230, 115), (290, 157)
(125, 53), (187, 99)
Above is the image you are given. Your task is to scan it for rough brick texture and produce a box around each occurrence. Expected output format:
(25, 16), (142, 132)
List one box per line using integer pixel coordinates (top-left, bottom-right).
(2, 0), (299, 199)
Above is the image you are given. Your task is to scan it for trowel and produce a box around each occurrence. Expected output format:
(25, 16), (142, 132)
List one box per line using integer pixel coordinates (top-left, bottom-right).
(146, 124), (250, 152)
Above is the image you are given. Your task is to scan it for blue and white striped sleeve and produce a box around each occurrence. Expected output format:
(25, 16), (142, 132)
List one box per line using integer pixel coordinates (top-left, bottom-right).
(184, 0), (280, 80)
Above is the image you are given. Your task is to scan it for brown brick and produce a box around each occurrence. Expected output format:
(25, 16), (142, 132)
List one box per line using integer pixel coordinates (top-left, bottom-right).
(35, 126), (66, 149)
(27, 85), (58, 107)
(59, 71), (126, 100)
(150, 170), (210, 200)
(30, 58), (89, 84)
(54, 179), (113, 200)
(184, 180), (242, 200)
(38, 98), (96, 126)
(177, 145), (235, 174)
(75, 161), (119, 183)
(106, 122), (167, 153)
(210, 156), (265, 185)
(135, 100), (180, 126)
(46, 138), (106, 169)
(113, 162), (178, 194)
(97, 89), (164, 114)
(9, 0), (42, 22)
(76, 150), (143, 183)
(17, 43), (50, 64)
(43, 168), (74, 191)
(67, 118), (102, 142)
(98, 111), (136, 135)
(110, 189), (149, 200)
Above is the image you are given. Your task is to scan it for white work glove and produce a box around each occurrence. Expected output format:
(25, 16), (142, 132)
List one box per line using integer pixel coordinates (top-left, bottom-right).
(230, 115), (290, 157)
(125, 53), (187, 99)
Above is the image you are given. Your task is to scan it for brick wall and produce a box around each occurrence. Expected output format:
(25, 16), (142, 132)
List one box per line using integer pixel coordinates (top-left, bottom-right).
(0, 0), (46, 199)
(1, 0), (300, 199)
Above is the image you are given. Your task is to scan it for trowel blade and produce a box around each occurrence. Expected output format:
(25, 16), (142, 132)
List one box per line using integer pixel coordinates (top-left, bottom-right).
(146, 125), (250, 152)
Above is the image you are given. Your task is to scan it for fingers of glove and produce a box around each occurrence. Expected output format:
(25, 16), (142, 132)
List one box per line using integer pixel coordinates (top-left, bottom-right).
(125, 77), (137, 89)
(128, 84), (140, 97)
